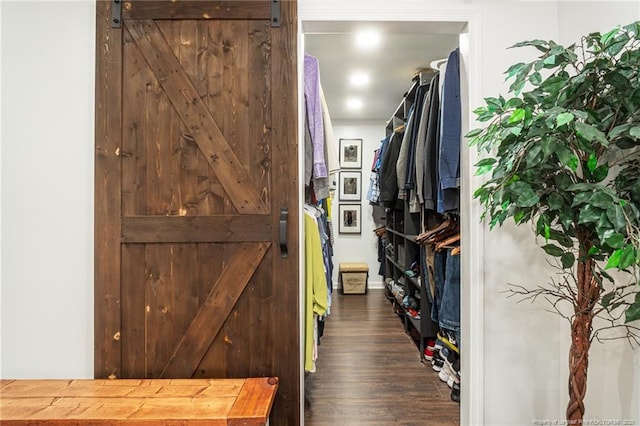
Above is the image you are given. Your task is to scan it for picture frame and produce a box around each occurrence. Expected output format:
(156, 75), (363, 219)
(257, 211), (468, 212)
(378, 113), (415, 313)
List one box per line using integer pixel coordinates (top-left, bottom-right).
(338, 171), (361, 201)
(339, 138), (363, 169)
(338, 204), (362, 234)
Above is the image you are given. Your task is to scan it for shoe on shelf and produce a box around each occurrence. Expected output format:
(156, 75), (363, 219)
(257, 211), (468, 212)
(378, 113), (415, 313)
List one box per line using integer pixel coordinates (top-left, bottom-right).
(438, 361), (453, 384)
(447, 375), (455, 388)
(423, 338), (436, 361)
(431, 351), (444, 372)
(442, 346), (459, 378)
(437, 330), (459, 354)
(451, 382), (460, 403)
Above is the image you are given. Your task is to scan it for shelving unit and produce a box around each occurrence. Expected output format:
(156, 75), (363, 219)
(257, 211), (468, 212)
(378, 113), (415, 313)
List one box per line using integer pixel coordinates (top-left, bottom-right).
(382, 70), (440, 360)
(384, 205), (438, 360)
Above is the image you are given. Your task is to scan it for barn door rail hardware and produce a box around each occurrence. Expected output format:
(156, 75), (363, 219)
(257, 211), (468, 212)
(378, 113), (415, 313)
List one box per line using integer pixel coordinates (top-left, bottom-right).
(271, 0), (280, 27)
(111, 0), (122, 28)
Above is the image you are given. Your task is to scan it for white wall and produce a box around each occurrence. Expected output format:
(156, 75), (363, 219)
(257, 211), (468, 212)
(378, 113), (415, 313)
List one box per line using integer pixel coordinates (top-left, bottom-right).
(1, 1), (95, 378)
(331, 120), (387, 288)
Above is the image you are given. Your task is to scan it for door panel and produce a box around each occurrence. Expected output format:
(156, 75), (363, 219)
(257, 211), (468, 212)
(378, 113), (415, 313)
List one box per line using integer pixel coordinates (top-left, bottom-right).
(95, 1), (299, 424)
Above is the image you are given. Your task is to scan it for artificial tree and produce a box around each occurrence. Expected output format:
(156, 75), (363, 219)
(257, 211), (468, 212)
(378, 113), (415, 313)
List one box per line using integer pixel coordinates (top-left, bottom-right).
(468, 22), (640, 422)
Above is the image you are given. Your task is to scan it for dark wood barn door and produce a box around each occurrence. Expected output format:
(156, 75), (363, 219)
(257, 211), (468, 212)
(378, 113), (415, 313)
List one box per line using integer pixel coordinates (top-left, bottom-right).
(94, 1), (299, 423)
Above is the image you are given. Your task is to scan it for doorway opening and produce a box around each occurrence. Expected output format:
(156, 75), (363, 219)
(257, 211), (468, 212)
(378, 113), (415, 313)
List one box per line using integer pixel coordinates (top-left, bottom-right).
(299, 16), (483, 426)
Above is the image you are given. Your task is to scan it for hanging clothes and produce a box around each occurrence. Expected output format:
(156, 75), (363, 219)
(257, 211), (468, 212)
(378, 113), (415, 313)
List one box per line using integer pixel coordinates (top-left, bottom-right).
(304, 207), (329, 373)
(303, 53), (327, 181)
(437, 48), (461, 214)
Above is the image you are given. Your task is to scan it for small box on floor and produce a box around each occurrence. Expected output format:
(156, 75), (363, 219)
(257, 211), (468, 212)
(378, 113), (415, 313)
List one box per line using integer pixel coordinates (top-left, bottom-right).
(339, 262), (369, 295)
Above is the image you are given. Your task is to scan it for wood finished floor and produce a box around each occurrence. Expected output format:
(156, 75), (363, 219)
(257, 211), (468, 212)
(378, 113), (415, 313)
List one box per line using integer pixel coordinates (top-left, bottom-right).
(304, 289), (460, 426)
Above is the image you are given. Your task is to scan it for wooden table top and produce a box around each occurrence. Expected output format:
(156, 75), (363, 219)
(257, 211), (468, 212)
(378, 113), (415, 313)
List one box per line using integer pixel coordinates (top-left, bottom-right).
(0, 377), (278, 425)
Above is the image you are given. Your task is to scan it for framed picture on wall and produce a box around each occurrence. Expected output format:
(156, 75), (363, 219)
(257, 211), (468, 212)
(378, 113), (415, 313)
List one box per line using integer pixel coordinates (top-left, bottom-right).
(338, 171), (361, 201)
(338, 204), (361, 234)
(339, 138), (363, 169)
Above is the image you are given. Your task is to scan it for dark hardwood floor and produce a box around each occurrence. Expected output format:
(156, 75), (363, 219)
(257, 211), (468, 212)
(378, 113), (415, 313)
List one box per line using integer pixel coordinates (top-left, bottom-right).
(304, 289), (460, 426)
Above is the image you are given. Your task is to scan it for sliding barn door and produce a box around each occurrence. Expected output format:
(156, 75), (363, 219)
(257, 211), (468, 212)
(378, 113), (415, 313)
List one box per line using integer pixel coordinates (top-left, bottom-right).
(94, 1), (299, 423)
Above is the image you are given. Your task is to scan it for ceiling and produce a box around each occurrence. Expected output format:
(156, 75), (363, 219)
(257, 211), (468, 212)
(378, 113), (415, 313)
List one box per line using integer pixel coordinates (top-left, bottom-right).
(303, 21), (465, 123)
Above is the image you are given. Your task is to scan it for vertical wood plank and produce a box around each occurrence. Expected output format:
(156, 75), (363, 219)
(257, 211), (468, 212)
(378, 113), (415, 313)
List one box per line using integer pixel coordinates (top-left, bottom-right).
(222, 16), (257, 372)
(144, 52), (172, 215)
(270, 1), (300, 424)
(121, 244), (146, 377)
(162, 20), (183, 217)
(248, 20), (271, 207)
(94, 0), (123, 379)
(145, 244), (174, 377)
(220, 20), (242, 216)
(197, 21), (224, 215)
(177, 20), (200, 216)
(170, 243), (200, 362)
(122, 27), (147, 216)
(248, 251), (273, 377)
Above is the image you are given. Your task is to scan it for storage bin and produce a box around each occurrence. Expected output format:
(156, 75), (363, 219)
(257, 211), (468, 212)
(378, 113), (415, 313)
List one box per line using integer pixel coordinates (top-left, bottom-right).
(339, 262), (369, 295)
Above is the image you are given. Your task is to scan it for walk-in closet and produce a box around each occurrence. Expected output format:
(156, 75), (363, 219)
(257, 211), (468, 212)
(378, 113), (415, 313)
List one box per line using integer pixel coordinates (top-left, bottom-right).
(302, 21), (465, 425)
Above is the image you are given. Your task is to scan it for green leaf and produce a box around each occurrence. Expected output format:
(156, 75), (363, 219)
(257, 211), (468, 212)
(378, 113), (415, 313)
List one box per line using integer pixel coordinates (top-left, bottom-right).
(605, 248), (623, 269)
(509, 108), (526, 123)
(548, 193), (564, 211)
(605, 233), (625, 249)
(578, 205), (602, 224)
(561, 252), (575, 269)
(556, 112), (574, 127)
(587, 154), (597, 172)
(529, 72), (542, 86)
(543, 54), (556, 66)
(609, 124), (631, 139)
(576, 122), (609, 146)
(514, 210), (527, 224)
(592, 164), (609, 183)
(568, 156), (579, 172)
(606, 204), (627, 232)
(571, 191), (593, 207)
(625, 301), (640, 323)
(475, 158), (497, 175)
(542, 244), (564, 257)
(504, 62), (527, 81)
(544, 223), (551, 241)
(630, 127), (640, 139)
(619, 244), (636, 269)
(485, 97), (503, 111)
(549, 229), (573, 248)
(505, 98), (524, 109)
(465, 128), (483, 139)
(589, 191), (613, 209)
(601, 292), (615, 308)
(625, 292), (640, 323)
(517, 189), (540, 207)
(601, 26), (620, 45)
(556, 173), (574, 191)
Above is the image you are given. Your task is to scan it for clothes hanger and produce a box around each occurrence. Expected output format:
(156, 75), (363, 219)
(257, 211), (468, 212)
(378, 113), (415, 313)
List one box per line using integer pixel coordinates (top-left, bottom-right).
(435, 233), (460, 251)
(416, 219), (452, 243)
(424, 221), (459, 245)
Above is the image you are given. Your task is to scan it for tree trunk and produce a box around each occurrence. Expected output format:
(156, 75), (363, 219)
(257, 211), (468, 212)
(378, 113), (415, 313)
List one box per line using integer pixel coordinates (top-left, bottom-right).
(566, 253), (600, 423)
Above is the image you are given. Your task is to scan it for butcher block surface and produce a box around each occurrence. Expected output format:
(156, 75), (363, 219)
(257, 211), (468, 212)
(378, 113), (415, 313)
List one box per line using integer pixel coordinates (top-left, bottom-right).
(0, 377), (278, 425)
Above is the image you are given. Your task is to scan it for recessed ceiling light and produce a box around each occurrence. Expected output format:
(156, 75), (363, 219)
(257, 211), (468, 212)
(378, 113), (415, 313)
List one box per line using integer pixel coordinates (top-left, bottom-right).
(349, 72), (370, 88)
(355, 30), (380, 49)
(346, 98), (363, 110)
